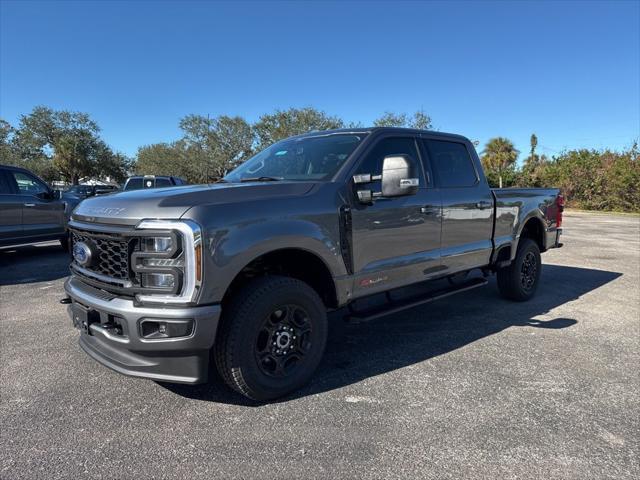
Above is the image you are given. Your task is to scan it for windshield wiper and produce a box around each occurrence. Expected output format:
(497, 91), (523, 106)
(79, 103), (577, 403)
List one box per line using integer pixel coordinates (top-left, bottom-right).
(239, 176), (283, 182)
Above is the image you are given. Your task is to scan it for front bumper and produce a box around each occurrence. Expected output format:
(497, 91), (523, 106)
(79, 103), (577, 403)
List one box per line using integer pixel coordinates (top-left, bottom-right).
(64, 276), (221, 384)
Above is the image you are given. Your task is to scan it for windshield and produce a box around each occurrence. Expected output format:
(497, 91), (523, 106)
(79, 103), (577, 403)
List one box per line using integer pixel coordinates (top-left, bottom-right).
(224, 133), (367, 182)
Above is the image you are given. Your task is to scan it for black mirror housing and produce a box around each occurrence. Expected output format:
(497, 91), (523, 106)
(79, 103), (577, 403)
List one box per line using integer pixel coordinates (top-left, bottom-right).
(353, 154), (419, 204)
(380, 154), (419, 197)
(37, 190), (54, 201)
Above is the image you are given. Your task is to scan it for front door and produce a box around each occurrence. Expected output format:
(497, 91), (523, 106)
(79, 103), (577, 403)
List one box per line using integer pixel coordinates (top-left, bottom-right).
(7, 170), (65, 238)
(349, 135), (442, 298)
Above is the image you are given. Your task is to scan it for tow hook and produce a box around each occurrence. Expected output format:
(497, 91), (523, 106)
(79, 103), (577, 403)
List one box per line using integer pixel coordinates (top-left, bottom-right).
(60, 297), (72, 305)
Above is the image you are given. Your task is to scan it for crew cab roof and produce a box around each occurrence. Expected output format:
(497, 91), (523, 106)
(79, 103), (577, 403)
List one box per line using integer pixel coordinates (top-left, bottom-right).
(291, 127), (472, 144)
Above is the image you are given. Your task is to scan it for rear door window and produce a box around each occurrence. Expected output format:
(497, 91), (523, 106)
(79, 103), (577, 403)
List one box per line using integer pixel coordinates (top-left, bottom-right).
(423, 140), (478, 188)
(125, 178), (143, 190)
(155, 178), (172, 187)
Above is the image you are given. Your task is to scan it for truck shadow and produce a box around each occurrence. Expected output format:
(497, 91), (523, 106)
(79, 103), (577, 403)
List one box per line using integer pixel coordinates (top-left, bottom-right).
(160, 264), (621, 406)
(0, 243), (70, 285)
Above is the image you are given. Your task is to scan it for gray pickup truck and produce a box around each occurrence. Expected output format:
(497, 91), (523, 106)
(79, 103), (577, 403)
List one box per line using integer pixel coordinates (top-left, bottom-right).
(63, 127), (564, 400)
(0, 164), (81, 249)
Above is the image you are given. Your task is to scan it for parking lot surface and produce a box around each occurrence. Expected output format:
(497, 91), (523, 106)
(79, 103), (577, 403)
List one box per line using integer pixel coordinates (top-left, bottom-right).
(1, 211), (638, 479)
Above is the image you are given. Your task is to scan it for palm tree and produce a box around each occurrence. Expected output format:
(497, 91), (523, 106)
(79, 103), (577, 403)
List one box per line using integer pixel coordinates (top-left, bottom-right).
(481, 137), (519, 188)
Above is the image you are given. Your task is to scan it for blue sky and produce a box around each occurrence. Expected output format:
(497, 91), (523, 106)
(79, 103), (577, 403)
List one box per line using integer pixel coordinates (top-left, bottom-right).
(1, 0), (639, 162)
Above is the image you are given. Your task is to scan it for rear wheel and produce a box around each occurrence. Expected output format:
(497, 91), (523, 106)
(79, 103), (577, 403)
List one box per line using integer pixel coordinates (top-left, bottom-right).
(214, 275), (327, 401)
(497, 238), (541, 301)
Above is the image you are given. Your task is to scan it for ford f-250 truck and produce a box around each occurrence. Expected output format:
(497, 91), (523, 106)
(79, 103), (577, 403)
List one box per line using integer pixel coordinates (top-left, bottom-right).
(63, 127), (564, 400)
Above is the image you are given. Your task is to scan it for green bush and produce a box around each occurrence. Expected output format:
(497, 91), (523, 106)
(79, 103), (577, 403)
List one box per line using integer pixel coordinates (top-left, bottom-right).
(531, 146), (639, 212)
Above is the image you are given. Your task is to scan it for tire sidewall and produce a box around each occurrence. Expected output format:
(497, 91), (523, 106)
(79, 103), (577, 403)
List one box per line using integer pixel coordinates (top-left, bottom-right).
(514, 239), (542, 300)
(230, 278), (327, 398)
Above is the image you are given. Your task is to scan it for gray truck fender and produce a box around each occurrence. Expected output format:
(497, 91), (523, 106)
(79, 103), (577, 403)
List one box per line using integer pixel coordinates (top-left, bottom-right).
(204, 219), (346, 304)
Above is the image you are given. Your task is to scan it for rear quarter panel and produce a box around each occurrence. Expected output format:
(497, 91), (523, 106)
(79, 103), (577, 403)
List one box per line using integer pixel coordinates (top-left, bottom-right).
(493, 188), (560, 259)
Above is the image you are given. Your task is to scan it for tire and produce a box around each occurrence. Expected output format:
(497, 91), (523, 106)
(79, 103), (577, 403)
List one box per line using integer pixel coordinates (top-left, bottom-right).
(497, 238), (541, 301)
(214, 275), (328, 401)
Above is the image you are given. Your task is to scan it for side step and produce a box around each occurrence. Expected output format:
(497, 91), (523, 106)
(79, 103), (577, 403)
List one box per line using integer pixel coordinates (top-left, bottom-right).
(345, 277), (488, 323)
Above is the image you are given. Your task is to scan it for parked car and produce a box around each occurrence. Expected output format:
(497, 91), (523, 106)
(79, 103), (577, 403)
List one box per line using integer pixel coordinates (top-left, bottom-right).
(0, 164), (82, 249)
(65, 184), (97, 199)
(122, 175), (187, 191)
(94, 185), (119, 195)
(63, 127), (564, 400)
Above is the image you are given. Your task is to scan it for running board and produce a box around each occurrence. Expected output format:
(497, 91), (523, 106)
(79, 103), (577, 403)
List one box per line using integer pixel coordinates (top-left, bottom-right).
(345, 277), (488, 323)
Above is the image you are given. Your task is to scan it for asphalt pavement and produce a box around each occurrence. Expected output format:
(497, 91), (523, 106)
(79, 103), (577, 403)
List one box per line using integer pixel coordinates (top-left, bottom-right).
(0, 211), (638, 479)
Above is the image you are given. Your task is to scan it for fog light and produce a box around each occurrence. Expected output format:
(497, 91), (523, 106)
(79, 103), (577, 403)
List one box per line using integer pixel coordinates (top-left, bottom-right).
(142, 273), (175, 288)
(140, 319), (194, 339)
(142, 236), (173, 253)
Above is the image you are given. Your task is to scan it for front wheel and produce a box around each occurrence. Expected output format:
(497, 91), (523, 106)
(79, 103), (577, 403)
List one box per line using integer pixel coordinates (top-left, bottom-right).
(214, 276), (328, 401)
(497, 238), (541, 301)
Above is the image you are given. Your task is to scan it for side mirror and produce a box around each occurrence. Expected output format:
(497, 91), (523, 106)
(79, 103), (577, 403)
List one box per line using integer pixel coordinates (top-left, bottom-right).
(37, 190), (55, 201)
(380, 154), (419, 197)
(53, 189), (63, 200)
(353, 154), (419, 204)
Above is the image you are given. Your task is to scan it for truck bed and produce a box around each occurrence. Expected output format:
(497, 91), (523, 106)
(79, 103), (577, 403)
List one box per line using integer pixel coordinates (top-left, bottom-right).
(492, 187), (562, 255)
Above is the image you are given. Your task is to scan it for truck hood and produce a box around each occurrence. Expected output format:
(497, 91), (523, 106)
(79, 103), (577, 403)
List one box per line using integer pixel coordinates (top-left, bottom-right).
(71, 182), (316, 226)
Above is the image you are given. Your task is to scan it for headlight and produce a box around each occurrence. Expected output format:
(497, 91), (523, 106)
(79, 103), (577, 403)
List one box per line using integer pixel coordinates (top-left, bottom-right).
(134, 220), (202, 304)
(142, 272), (175, 288)
(142, 236), (173, 253)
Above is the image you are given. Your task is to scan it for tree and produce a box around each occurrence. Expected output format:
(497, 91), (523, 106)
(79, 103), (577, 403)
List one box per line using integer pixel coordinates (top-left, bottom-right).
(135, 141), (196, 181)
(179, 114), (254, 179)
(94, 141), (131, 183)
(411, 110), (432, 130)
(481, 137), (519, 188)
(530, 134), (538, 160)
(0, 119), (21, 165)
(9, 106), (126, 184)
(253, 107), (344, 149)
(373, 109), (432, 130)
(52, 133), (96, 184)
(373, 111), (407, 127)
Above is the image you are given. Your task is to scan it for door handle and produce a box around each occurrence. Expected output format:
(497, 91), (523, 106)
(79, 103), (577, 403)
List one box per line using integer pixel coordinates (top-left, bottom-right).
(24, 203), (36, 207)
(476, 201), (492, 209)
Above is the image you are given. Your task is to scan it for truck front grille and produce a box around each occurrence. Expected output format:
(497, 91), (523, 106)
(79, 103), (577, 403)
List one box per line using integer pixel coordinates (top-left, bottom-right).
(71, 230), (132, 281)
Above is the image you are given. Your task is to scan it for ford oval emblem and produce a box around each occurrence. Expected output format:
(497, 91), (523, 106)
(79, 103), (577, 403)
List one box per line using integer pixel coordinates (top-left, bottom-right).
(73, 241), (93, 267)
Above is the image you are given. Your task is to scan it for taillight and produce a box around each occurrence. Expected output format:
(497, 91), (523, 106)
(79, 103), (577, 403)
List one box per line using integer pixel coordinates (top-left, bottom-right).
(556, 194), (565, 228)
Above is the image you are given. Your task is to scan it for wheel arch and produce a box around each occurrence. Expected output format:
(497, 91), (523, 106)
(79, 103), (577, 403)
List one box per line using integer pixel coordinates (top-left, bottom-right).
(517, 215), (546, 254)
(221, 247), (339, 309)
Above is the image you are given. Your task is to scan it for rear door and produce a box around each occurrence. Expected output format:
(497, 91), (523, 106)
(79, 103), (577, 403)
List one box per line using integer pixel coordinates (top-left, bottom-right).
(421, 137), (494, 274)
(7, 170), (65, 238)
(349, 134), (442, 297)
(0, 169), (24, 244)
